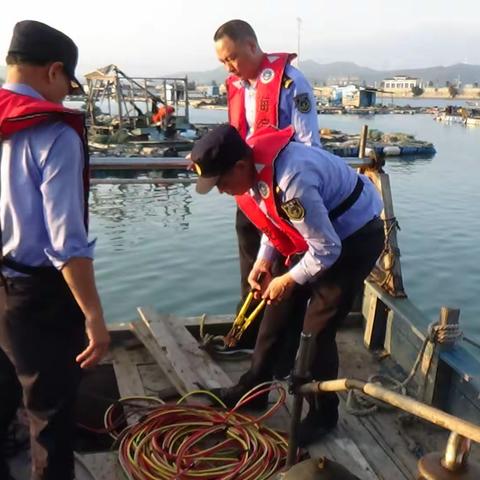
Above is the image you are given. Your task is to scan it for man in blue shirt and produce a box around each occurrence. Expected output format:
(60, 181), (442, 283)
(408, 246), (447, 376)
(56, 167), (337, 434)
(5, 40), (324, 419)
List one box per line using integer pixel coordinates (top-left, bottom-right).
(213, 20), (321, 325)
(0, 21), (109, 480)
(192, 124), (384, 447)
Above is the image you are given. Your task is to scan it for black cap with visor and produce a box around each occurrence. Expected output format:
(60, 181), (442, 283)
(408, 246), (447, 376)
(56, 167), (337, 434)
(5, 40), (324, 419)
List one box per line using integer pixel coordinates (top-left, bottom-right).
(191, 124), (251, 194)
(8, 20), (84, 95)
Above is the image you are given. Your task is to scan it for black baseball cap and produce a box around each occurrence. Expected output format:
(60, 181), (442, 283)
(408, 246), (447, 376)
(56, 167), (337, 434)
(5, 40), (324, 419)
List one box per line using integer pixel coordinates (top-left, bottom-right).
(8, 20), (84, 95)
(191, 124), (251, 194)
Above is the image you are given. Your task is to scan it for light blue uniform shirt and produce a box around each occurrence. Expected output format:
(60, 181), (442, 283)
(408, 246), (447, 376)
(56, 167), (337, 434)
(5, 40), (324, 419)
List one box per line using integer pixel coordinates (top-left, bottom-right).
(244, 64), (321, 147)
(1, 83), (94, 277)
(255, 142), (383, 285)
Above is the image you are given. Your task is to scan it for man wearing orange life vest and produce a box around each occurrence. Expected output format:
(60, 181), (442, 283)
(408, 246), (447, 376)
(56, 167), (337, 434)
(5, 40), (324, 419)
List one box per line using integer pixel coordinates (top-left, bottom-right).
(151, 103), (175, 126)
(192, 124), (384, 447)
(214, 19), (321, 308)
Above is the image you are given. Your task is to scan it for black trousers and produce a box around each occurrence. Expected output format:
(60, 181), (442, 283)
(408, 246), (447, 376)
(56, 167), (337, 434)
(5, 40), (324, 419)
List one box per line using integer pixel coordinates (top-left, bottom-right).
(0, 272), (85, 480)
(236, 208), (263, 299)
(235, 208), (297, 356)
(240, 217), (385, 422)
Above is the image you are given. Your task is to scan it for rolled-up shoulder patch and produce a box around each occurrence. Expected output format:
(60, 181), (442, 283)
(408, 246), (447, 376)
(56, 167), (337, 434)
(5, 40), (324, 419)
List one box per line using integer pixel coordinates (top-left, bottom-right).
(294, 93), (311, 113)
(281, 198), (305, 221)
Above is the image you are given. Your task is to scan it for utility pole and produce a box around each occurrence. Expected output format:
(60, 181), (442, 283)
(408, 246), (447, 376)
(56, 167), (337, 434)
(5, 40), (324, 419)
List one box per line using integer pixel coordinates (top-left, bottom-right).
(296, 17), (302, 66)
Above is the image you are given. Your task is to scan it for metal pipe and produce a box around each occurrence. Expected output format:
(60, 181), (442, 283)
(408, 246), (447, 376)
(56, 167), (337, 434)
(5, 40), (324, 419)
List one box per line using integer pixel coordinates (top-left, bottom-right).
(90, 156), (376, 171)
(91, 159), (191, 171)
(286, 333), (312, 468)
(443, 432), (471, 471)
(299, 378), (480, 444)
(90, 178), (195, 185)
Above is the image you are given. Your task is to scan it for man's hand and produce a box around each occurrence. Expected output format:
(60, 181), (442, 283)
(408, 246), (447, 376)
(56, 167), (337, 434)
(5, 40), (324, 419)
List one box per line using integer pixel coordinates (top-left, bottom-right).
(76, 317), (110, 369)
(248, 259), (273, 299)
(61, 257), (110, 368)
(262, 273), (297, 305)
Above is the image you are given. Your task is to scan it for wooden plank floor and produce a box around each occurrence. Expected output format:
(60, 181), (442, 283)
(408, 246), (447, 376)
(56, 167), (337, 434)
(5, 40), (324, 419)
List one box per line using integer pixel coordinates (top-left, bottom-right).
(13, 313), (479, 479)
(79, 314), (414, 479)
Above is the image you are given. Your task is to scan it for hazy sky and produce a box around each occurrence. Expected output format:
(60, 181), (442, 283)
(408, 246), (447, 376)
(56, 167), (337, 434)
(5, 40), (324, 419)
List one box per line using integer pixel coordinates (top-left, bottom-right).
(1, 0), (479, 76)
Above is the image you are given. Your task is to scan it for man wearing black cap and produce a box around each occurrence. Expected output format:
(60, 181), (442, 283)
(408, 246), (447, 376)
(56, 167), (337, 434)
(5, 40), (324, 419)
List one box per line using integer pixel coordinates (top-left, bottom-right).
(0, 21), (109, 479)
(192, 124), (385, 446)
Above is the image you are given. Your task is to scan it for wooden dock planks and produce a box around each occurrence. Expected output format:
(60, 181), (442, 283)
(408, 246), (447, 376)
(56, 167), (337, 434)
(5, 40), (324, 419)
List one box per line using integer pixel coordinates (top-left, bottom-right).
(135, 307), (233, 394)
(132, 312), (386, 479)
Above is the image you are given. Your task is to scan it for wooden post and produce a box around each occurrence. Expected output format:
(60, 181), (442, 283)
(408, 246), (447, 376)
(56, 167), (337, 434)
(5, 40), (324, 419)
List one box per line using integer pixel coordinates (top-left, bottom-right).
(363, 167), (406, 297)
(421, 307), (460, 406)
(115, 69), (123, 129)
(107, 80), (112, 118)
(144, 78), (149, 120)
(184, 76), (190, 122)
(174, 79), (178, 113)
(363, 283), (389, 350)
(359, 124), (368, 158)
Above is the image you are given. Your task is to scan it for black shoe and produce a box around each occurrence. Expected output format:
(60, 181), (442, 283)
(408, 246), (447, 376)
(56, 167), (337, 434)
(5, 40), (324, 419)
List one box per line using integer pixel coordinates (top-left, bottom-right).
(296, 410), (338, 447)
(209, 383), (269, 411)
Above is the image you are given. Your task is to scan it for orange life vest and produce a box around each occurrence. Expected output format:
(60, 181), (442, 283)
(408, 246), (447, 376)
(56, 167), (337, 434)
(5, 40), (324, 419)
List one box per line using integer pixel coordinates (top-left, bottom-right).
(226, 53), (296, 139)
(0, 88), (90, 226)
(235, 125), (308, 258)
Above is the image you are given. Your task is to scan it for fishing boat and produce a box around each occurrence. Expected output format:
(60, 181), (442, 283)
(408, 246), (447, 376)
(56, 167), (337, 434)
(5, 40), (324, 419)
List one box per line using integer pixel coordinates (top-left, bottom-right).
(7, 128), (480, 480)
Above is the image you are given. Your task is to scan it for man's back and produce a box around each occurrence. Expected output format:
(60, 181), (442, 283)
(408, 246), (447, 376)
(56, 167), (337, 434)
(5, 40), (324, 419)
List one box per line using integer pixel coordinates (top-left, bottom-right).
(275, 142), (383, 240)
(1, 119), (90, 272)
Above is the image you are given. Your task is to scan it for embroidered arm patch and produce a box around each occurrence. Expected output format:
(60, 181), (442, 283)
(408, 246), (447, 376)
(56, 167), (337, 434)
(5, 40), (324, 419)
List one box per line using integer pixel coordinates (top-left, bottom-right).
(294, 93), (312, 113)
(281, 198), (305, 221)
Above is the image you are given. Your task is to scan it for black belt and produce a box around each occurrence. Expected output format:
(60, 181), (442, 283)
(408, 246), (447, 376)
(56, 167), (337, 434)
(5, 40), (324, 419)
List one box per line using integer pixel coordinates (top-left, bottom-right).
(329, 177), (364, 221)
(2, 256), (57, 276)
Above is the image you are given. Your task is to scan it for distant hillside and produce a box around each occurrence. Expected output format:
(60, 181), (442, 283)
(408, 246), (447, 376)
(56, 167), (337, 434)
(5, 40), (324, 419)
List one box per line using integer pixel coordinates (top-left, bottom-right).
(3, 62), (478, 87)
(172, 61), (480, 86)
(299, 60), (379, 84)
(382, 63), (480, 85)
(168, 66), (227, 85)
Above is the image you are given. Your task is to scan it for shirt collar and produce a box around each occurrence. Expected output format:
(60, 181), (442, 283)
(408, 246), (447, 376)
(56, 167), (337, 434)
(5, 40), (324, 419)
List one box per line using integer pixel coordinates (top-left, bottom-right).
(242, 79), (257, 90)
(2, 83), (45, 100)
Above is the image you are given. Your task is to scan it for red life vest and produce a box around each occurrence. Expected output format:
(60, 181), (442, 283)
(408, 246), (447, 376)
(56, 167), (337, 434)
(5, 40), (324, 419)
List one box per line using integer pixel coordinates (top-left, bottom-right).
(235, 126), (308, 258)
(226, 52), (296, 139)
(0, 88), (90, 227)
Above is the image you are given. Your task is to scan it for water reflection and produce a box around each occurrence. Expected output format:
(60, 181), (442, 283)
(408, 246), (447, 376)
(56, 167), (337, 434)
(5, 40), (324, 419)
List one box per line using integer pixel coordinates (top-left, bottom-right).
(90, 183), (193, 230)
(386, 154), (435, 174)
(87, 111), (480, 346)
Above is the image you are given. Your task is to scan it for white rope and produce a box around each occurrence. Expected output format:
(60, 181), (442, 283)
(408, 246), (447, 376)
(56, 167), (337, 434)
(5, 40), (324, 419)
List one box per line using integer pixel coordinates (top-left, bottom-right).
(346, 320), (462, 416)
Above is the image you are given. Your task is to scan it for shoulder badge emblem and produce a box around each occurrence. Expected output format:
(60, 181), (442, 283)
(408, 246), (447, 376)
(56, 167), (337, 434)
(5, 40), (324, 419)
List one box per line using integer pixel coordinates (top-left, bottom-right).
(294, 93), (312, 113)
(257, 181), (270, 199)
(260, 68), (275, 84)
(283, 76), (294, 89)
(281, 198), (305, 222)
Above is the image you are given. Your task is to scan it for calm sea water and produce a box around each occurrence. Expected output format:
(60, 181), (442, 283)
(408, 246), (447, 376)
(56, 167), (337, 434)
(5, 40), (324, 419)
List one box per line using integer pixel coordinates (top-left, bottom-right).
(90, 109), (480, 346)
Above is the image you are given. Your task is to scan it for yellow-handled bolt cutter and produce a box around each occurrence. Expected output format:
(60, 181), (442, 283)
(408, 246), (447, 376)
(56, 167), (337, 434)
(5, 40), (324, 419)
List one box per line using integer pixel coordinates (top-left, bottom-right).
(224, 290), (266, 348)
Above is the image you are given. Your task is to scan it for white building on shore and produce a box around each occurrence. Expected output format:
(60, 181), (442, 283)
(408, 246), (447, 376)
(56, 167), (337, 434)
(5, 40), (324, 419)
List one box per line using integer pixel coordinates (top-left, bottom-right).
(381, 75), (423, 92)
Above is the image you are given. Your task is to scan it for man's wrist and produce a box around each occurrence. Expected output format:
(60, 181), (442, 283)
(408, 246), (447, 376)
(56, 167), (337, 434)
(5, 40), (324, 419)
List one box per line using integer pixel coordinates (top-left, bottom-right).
(84, 308), (104, 324)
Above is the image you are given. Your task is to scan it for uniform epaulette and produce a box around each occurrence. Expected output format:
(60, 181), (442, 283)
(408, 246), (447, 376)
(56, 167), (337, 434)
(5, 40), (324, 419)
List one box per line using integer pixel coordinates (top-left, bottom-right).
(283, 75), (294, 89)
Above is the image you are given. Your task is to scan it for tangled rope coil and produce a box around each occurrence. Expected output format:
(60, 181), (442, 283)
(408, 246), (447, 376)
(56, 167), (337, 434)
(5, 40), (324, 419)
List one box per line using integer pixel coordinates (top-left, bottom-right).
(105, 383), (290, 479)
